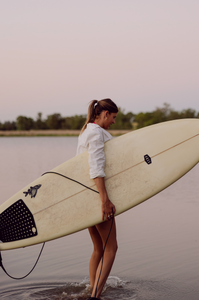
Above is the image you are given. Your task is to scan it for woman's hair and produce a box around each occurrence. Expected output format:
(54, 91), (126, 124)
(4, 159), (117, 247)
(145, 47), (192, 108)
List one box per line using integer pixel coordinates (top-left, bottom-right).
(81, 98), (118, 133)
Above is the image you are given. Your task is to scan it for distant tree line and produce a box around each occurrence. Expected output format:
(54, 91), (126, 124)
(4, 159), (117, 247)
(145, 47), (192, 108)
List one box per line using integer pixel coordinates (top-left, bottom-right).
(0, 103), (199, 131)
(133, 103), (199, 129)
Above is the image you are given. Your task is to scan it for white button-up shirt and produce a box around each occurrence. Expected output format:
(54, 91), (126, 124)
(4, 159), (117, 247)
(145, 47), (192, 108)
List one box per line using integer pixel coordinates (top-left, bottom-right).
(76, 123), (112, 179)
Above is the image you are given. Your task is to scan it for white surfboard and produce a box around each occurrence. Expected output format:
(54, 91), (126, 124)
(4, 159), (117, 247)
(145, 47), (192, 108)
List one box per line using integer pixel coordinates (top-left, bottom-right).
(1, 119), (199, 251)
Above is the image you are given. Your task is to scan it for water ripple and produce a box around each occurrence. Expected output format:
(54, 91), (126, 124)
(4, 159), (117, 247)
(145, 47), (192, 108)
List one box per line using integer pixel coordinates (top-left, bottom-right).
(0, 277), (136, 300)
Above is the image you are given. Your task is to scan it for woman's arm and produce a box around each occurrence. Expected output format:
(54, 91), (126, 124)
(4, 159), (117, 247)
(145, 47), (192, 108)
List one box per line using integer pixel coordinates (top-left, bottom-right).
(94, 177), (116, 221)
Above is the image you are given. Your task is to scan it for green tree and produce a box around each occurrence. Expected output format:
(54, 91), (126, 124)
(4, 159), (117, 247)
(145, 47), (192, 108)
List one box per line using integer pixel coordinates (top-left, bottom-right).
(134, 112), (154, 128)
(3, 121), (17, 130)
(180, 109), (197, 119)
(34, 112), (47, 129)
(111, 109), (134, 130)
(167, 110), (181, 120)
(134, 103), (176, 128)
(16, 116), (34, 130)
(0, 121), (16, 130)
(70, 115), (86, 130)
(46, 113), (63, 129)
(61, 115), (86, 130)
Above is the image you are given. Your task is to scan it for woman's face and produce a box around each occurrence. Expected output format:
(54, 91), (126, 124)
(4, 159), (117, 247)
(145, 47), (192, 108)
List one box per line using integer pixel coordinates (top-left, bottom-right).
(103, 111), (117, 129)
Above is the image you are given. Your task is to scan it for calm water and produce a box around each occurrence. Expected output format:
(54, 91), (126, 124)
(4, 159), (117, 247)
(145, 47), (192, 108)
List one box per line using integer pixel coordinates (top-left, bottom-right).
(0, 137), (199, 300)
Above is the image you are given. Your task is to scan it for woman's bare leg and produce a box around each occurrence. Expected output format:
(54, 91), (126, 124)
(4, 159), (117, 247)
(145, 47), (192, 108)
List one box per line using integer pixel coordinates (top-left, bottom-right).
(91, 218), (117, 298)
(88, 226), (103, 287)
(88, 226), (104, 287)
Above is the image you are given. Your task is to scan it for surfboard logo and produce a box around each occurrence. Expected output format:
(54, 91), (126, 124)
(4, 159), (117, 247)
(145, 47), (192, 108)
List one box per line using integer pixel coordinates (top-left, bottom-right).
(144, 154), (152, 164)
(23, 184), (42, 198)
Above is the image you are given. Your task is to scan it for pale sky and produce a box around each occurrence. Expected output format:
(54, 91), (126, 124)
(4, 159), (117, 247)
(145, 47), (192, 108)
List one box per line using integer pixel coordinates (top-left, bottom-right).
(1, 0), (199, 122)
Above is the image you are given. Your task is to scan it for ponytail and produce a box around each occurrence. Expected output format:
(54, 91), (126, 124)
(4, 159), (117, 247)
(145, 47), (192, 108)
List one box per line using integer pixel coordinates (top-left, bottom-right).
(80, 98), (118, 134)
(81, 100), (98, 133)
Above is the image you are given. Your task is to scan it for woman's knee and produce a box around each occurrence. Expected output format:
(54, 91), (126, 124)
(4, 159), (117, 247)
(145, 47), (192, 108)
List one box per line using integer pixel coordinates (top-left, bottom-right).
(93, 246), (103, 258)
(106, 239), (118, 256)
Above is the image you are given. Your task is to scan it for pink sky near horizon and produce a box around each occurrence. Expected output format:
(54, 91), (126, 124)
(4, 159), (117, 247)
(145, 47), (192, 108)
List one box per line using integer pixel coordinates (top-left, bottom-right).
(0, 0), (199, 122)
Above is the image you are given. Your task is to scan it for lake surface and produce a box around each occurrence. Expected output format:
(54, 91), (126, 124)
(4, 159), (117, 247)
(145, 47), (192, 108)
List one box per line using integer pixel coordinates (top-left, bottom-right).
(0, 137), (199, 300)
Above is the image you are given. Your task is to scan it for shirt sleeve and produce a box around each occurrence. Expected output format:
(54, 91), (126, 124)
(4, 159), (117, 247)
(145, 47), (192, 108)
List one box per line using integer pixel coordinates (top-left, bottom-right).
(88, 131), (106, 179)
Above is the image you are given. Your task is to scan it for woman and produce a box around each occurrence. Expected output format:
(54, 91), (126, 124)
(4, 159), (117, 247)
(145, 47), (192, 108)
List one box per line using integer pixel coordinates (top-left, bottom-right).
(76, 99), (118, 300)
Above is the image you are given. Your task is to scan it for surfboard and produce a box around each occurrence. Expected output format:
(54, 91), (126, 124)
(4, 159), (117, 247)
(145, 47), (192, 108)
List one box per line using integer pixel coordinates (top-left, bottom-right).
(1, 119), (199, 251)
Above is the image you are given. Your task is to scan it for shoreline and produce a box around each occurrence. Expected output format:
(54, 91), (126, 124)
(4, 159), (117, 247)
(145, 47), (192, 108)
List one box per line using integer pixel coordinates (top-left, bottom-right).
(0, 129), (131, 137)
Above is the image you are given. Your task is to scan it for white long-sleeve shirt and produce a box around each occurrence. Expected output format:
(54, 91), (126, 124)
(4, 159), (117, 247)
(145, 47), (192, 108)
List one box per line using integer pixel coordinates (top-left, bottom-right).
(76, 123), (112, 179)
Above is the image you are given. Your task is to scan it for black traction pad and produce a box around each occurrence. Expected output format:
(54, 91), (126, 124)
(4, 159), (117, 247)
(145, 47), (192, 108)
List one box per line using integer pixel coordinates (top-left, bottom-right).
(0, 199), (38, 243)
